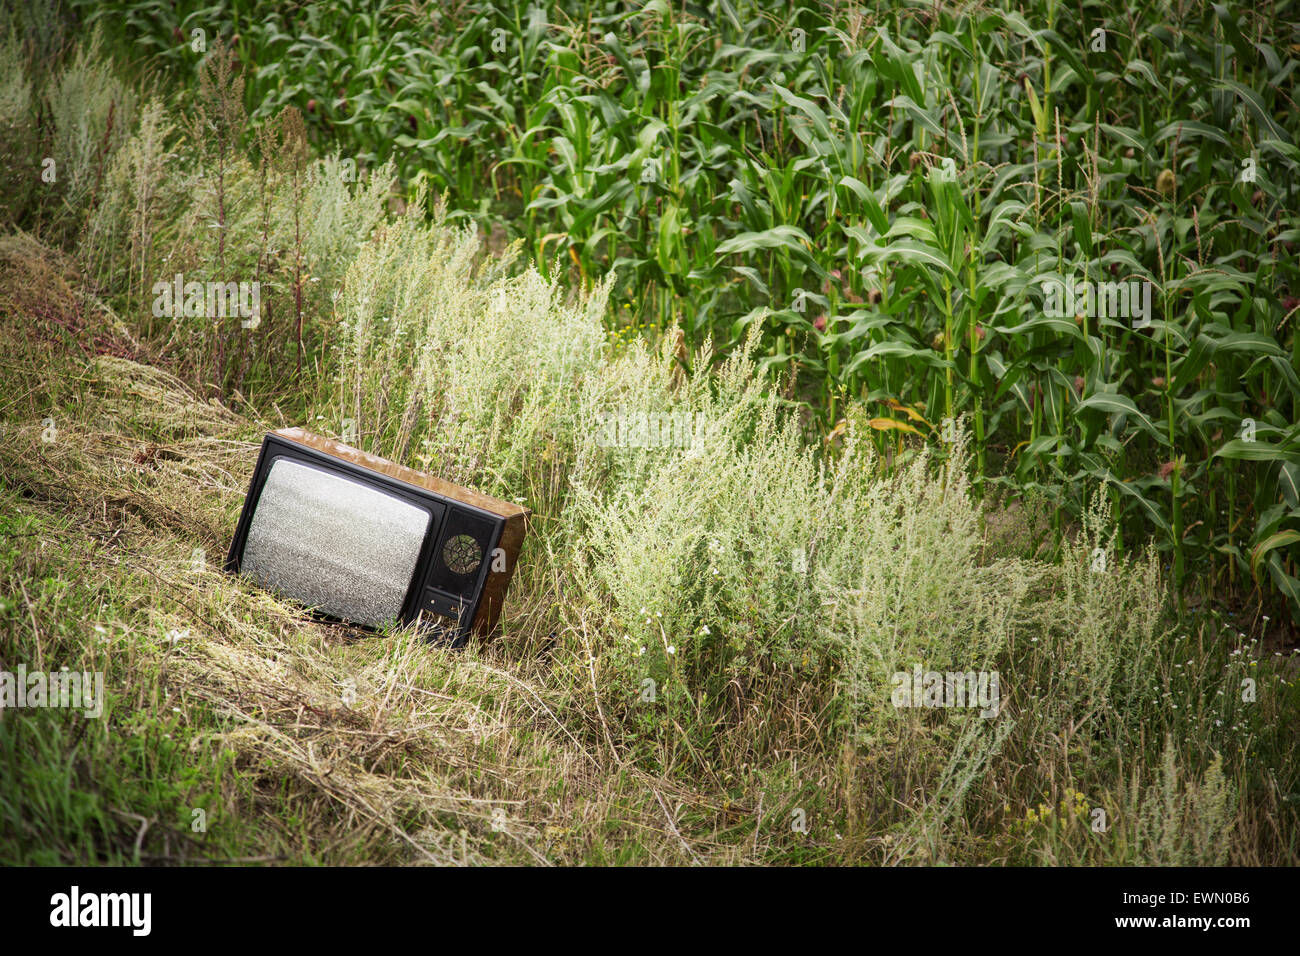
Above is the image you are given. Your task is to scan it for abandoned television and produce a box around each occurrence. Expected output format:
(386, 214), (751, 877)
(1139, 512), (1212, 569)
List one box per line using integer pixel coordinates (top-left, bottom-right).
(225, 428), (528, 646)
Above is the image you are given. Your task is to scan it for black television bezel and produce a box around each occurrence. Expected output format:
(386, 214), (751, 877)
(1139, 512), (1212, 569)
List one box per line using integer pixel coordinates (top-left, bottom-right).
(225, 433), (504, 646)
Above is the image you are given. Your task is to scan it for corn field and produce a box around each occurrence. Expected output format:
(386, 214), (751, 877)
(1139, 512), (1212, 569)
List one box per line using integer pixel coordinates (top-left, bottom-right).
(54, 0), (1299, 618)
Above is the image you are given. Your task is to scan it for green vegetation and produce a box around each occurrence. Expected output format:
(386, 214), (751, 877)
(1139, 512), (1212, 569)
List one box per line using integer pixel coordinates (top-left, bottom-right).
(56, 0), (1300, 616)
(0, 0), (1297, 866)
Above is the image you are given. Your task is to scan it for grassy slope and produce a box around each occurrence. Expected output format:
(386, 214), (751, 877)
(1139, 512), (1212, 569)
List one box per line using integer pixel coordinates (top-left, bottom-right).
(0, 374), (681, 865)
(0, 240), (675, 865)
(2, 230), (1298, 867)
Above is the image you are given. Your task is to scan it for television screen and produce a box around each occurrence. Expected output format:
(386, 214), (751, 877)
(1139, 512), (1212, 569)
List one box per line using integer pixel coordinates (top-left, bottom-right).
(240, 457), (432, 626)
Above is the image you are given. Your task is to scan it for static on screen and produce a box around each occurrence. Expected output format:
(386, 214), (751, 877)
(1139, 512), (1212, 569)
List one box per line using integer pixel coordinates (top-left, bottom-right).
(241, 458), (431, 626)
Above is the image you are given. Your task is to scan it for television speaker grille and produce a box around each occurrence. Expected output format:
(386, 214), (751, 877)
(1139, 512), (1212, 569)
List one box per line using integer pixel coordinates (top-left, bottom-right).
(427, 508), (496, 597)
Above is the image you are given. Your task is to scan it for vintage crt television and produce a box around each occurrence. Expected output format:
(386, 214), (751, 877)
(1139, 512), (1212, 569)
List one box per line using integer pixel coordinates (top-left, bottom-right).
(225, 428), (528, 645)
